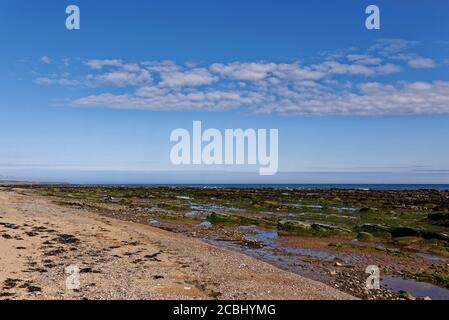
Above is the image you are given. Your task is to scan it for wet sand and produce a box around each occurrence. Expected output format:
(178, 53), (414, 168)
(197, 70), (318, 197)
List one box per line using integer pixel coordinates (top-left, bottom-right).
(0, 188), (355, 300)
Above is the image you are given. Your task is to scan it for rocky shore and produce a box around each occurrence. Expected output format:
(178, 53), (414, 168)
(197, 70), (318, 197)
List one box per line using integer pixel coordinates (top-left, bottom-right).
(0, 188), (354, 300)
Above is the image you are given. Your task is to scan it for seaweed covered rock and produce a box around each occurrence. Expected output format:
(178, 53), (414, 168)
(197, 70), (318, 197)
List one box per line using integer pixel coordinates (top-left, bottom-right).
(277, 219), (311, 233)
(357, 231), (374, 242)
(310, 223), (352, 235)
(277, 220), (351, 236)
(207, 212), (239, 224)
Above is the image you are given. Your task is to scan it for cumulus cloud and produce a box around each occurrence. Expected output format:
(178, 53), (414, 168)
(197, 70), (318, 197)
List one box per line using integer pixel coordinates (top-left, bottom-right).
(407, 57), (436, 69)
(40, 56), (52, 64)
(254, 81), (449, 116)
(69, 80), (449, 116)
(346, 54), (382, 65)
(390, 53), (436, 69)
(160, 68), (217, 87)
(210, 62), (277, 81)
(34, 76), (79, 86)
(89, 68), (151, 87)
(370, 38), (418, 54)
(71, 86), (262, 111)
(368, 40), (436, 69)
(208, 59), (399, 83)
(273, 63), (326, 81)
(85, 59), (123, 69)
(33, 39), (448, 116)
(313, 60), (400, 76)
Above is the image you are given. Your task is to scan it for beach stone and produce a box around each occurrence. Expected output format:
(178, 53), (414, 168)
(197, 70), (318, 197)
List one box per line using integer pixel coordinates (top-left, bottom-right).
(147, 219), (159, 225)
(197, 221), (212, 229)
(399, 291), (416, 300)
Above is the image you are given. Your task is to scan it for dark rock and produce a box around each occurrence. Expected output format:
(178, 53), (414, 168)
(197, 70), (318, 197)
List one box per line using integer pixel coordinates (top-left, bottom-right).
(391, 227), (421, 238)
(427, 213), (449, 221)
(360, 224), (393, 234)
(420, 230), (449, 242)
(54, 234), (80, 244)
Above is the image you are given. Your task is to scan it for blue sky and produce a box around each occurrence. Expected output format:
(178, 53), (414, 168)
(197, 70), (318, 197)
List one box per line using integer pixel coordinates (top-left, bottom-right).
(1, 0), (449, 184)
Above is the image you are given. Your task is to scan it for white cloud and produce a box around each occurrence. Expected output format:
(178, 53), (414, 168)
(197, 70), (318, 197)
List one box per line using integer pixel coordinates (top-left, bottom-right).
(370, 38), (418, 54)
(40, 56), (52, 64)
(69, 80), (449, 116)
(210, 62), (277, 81)
(73, 61), (152, 87)
(314, 60), (400, 76)
(160, 68), (217, 87)
(34, 77), (79, 86)
(407, 57), (436, 69)
(72, 86), (261, 111)
(143, 60), (180, 73)
(90, 69), (151, 87)
(85, 59), (123, 69)
(255, 81), (449, 116)
(390, 53), (436, 69)
(34, 39), (447, 116)
(346, 54), (382, 65)
(273, 63), (325, 81)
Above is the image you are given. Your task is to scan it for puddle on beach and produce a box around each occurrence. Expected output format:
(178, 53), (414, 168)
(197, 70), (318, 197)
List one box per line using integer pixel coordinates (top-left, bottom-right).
(334, 206), (359, 212)
(382, 275), (449, 300)
(282, 247), (336, 260)
(204, 225), (363, 276)
(189, 203), (243, 212)
(184, 210), (212, 218)
(284, 203), (324, 209)
(293, 212), (359, 220)
(283, 203), (359, 212)
(415, 252), (449, 262)
(238, 225), (278, 247)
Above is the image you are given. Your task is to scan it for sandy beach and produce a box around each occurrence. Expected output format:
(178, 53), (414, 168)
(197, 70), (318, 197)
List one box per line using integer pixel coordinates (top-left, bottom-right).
(0, 188), (354, 300)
